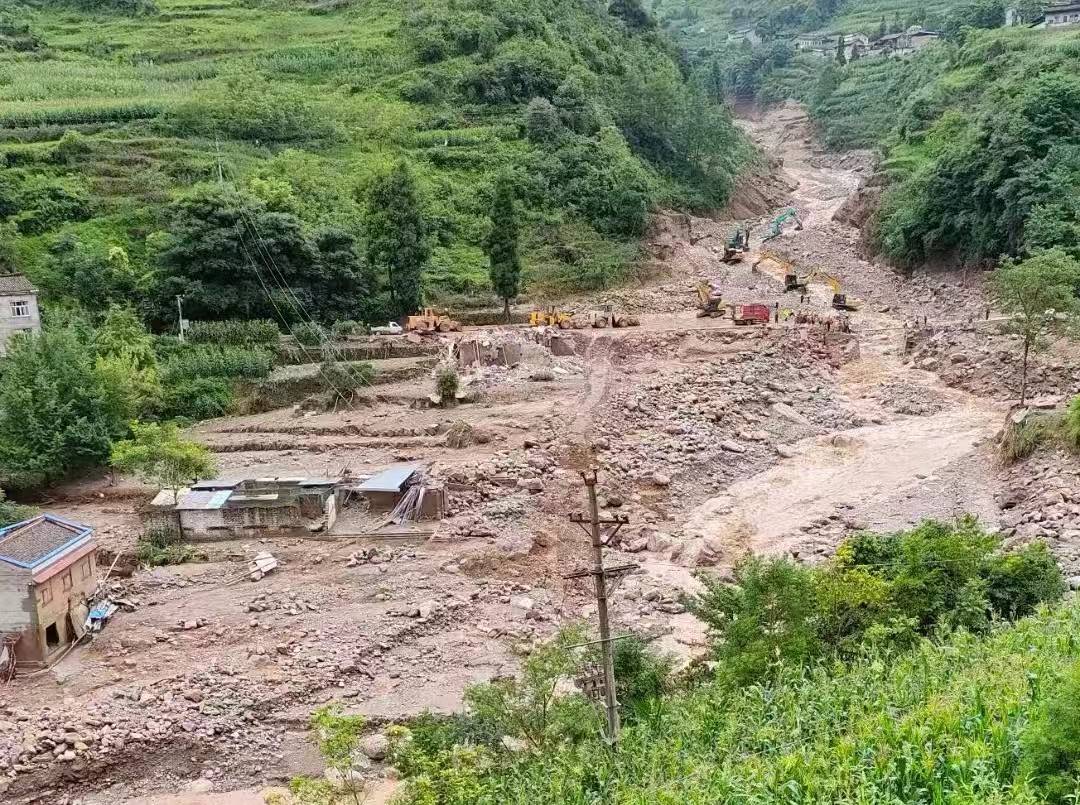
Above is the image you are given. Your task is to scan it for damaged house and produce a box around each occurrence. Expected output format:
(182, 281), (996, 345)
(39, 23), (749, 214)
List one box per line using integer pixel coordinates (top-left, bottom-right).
(0, 515), (97, 671)
(144, 477), (340, 540)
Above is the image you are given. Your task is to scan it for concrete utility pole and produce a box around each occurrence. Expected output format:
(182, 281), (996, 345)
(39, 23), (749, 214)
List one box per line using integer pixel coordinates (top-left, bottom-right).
(566, 469), (635, 747)
(176, 295), (186, 342)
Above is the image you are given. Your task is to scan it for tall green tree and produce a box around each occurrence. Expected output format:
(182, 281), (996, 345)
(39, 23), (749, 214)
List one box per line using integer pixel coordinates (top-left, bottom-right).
(110, 421), (216, 500)
(835, 36), (846, 65)
(991, 249), (1080, 405)
(363, 162), (430, 319)
(484, 174), (522, 322)
(0, 319), (127, 489)
(156, 184), (331, 324)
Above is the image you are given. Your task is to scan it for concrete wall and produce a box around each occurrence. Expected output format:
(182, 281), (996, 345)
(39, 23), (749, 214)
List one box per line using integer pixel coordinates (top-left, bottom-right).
(28, 554), (96, 666)
(1048, 11), (1080, 24)
(0, 564), (33, 634)
(0, 294), (41, 357)
(0, 554), (95, 668)
(179, 505), (306, 540)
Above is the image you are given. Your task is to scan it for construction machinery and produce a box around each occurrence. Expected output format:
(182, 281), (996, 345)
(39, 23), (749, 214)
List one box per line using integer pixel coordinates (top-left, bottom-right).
(721, 226), (751, 264)
(696, 281), (726, 318)
(589, 304), (639, 328)
(798, 271), (860, 311)
(529, 307), (572, 328)
(761, 208), (803, 242)
(405, 307), (461, 333)
(731, 303), (771, 326)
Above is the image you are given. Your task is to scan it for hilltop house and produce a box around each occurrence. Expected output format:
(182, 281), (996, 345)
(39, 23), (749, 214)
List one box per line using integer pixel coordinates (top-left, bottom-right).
(0, 515), (97, 670)
(793, 31), (869, 60)
(0, 273), (40, 356)
(1044, 2), (1080, 24)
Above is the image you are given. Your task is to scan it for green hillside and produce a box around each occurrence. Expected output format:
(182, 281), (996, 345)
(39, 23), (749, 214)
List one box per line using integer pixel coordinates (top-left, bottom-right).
(655, 0), (957, 52)
(0, 0), (747, 326)
(809, 25), (1080, 267)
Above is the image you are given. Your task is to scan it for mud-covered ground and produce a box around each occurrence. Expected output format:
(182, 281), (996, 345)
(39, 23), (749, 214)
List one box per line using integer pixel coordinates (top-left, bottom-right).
(5, 103), (1079, 804)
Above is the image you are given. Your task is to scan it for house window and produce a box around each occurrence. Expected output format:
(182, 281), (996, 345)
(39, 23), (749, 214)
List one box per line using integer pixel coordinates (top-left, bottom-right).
(61, 571), (72, 591)
(10, 300), (29, 318)
(38, 583), (52, 606)
(81, 558), (92, 579)
(45, 622), (60, 648)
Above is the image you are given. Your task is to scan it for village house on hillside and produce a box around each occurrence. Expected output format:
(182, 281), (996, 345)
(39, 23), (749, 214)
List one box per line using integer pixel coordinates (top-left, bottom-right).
(1043, 1), (1080, 25)
(0, 272), (40, 356)
(0, 515), (97, 670)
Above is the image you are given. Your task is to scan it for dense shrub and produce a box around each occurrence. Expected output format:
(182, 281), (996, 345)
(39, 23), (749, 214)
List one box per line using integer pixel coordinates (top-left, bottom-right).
(159, 377), (233, 420)
(292, 322), (326, 347)
(171, 72), (337, 143)
(135, 528), (200, 567)
(1022, 660), (1080, 803)
(688, 518), (1066, 686)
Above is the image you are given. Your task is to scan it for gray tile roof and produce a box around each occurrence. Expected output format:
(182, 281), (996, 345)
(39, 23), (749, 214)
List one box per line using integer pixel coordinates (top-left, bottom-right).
(0, 274), (36, 296)
(0, 516), (90, 568)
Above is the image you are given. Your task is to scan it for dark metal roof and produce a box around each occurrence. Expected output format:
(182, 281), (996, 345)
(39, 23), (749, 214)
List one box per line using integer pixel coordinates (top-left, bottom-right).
(0, 274), (36, 296)
(0, 515), (92, 569)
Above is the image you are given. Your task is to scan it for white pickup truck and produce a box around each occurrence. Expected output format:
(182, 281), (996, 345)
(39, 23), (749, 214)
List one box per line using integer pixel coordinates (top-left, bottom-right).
(370, 322), (402, 336)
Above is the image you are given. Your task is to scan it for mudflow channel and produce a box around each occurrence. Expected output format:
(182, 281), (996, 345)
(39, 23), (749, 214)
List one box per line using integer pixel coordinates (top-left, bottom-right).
(684, 106), (1003, 562)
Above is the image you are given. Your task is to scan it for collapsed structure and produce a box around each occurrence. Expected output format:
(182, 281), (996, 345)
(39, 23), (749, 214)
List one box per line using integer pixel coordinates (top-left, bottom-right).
(0, 514), (97, 672)
(144, 477), (340, 540)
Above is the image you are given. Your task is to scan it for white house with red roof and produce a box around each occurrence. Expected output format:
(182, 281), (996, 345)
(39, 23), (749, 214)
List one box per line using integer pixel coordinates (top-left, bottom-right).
(0, 514), (97, 670)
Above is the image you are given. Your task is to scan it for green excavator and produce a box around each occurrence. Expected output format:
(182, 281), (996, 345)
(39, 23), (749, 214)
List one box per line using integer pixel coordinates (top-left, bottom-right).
(721, 226), (751, 263)
(761, 208), (803, 242)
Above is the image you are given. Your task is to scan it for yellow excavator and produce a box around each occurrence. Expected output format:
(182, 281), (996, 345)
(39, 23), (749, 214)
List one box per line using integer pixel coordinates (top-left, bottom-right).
(696, 281), (725, 318)
(529, 307), (572, 328)
(789, 270), (859, 311)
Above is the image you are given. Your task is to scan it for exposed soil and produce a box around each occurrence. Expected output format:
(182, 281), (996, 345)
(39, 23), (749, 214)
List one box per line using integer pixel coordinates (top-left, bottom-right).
(5, 102), (1079, 804)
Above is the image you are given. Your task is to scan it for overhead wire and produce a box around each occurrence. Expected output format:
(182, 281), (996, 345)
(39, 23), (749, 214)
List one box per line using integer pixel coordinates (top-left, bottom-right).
(208, 137), (371, 401)
(211, 148), (375, 391)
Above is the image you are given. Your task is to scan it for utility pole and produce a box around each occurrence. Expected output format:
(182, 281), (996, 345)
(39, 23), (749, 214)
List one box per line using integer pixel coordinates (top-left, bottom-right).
(565, 469), (635, 747)
(176, 295), (186, 342)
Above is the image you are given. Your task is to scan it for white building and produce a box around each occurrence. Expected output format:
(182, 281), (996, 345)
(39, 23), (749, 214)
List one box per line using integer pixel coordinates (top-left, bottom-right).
(0, 273), (40, 356)
(1045, 2), (1080, 25)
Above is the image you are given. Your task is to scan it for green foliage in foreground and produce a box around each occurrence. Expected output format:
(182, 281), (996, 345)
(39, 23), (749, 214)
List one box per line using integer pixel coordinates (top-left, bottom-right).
(392, 598), (1080, 804)
(688, 518), (1065, 686)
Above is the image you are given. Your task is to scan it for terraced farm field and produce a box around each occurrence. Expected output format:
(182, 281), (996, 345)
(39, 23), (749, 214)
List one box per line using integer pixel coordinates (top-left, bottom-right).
(0, 0), (745, 311)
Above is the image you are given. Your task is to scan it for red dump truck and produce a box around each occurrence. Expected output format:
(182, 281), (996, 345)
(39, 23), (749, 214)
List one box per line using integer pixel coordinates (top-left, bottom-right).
(731, 303), (771, 326)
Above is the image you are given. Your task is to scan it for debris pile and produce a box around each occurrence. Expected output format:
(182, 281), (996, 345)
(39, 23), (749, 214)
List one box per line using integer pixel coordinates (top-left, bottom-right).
(998, 449), (1080, 573)
(909, 328), (1080, 401)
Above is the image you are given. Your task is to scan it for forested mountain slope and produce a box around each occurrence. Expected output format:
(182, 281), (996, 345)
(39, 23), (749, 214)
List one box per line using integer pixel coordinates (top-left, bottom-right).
(0, 0), (747, 325)
(812, 26), (1080, 267)
(654, 0), (958, 52)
